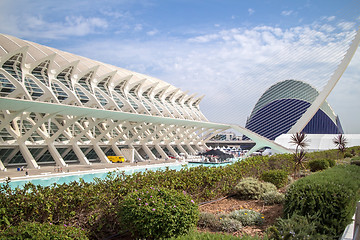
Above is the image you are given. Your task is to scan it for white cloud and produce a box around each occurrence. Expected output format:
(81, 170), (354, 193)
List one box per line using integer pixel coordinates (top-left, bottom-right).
(281, 10), (293, 16)
(0, 12), (108, 39)
(100, 9), (131, 19)
(337, 21), (356, 31)
(325, 16), (336, 21)
(248, 8), (255, 16)
(147, 29), (159, 36)
(68, 20), (358, 131)
(188, 34), (220, 43)
(134, 24), (143, 32)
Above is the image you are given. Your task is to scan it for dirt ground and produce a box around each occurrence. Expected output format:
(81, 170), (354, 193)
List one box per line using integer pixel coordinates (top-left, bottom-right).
(199, 197), (283, 238)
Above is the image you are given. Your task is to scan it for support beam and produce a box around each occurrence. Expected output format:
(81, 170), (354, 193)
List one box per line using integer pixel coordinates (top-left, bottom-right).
(166, 144), (179, 158)
(71, 144), (91, 165)
(186, 144), (196, 155)
(142, 144), (156, 160)
(155, 145), (168, 159)
(18, 144), (39, 169)
(0, 159), (5, 171)
(92, 142), (111, 164)
(47, 142), (68, 167)
(111, 144), (124, 157)
(176, 144), (188, 158)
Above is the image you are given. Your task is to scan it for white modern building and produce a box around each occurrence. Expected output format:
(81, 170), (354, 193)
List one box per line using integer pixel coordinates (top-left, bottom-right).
(0, 34), (290, 170)
(0, 34), (211, 169)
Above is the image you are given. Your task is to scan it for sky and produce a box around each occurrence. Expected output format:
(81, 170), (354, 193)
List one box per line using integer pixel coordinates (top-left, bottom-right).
(1, 0), (360, 133)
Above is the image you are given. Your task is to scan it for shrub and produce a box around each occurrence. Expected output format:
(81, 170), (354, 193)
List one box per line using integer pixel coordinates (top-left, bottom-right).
(351, 159), (360, 166)
(0, 222), (88, 239)
(118, 187), (199, 239)
(327, 159), (336, 167)
(308, 159), (329, 172)
(266, 214), (327, 240)
(344, 152), (352, 158)
(228, 209), (264, 226)
(234, 177), (276, 200)
(261, 169), (288, 188)
(198, 212), (219, 230)
(262, 191), (285, 205)
(284, 165), (360, 237)
(219, 217), (243, 232)
(169, 230), (263, 239)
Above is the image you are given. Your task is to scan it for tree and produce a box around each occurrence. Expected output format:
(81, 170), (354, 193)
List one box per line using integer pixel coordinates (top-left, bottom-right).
(333, 134), (348, 156)
(290, 132), (309, 178)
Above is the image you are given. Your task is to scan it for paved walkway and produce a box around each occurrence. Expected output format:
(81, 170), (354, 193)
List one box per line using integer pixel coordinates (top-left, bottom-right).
(0, 159), (180, 181)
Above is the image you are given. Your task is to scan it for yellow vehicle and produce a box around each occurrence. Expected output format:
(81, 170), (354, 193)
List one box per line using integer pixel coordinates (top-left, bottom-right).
(107, 156), (125, 163)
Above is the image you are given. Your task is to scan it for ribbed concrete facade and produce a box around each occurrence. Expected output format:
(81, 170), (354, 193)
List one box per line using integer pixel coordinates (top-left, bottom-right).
(0, 34), (218, 169)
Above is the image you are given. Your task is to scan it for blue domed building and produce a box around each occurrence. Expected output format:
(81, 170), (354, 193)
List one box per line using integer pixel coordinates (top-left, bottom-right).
(244, 79), (343, 140)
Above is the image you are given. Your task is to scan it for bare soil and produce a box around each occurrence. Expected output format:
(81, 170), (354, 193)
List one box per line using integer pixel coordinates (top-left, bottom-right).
(199, 197), (283, 238)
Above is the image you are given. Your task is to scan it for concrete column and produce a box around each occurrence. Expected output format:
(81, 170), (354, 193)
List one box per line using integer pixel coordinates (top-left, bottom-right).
(155, 144), (168, 159)
(0, 160), (6, 171)
(133, 148), (144, 162)
(186, 144), (196, 154)
(141, 144), (156, 160)
(47, 142), (68, 167)
(111, 144), (124, 156)
(166, 144), (179, 158)
(92, 141), (111, 163)
(71, 144), (91, 165)
(18, 144), (39, 169)
(177, 144), (189, 158)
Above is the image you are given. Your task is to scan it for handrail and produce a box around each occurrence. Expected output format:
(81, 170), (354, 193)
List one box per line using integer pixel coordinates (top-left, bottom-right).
(354, 202), (360, 240)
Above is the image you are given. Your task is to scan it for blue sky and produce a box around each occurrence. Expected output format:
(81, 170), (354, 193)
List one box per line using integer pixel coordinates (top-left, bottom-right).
(1, 0), (360, 133)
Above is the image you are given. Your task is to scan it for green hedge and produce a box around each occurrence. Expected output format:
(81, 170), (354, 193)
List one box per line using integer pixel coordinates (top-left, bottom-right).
(0, 222), (88, 239)
(261, 169), (288, 188)
(119, 187), (199, 239)
(284, 164), (360, 237)
(308, 159), (329, 172)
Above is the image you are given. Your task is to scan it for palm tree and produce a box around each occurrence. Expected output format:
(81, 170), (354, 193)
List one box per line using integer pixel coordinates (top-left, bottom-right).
(333, 134), (348, 157)
(290, 132), (309, 178)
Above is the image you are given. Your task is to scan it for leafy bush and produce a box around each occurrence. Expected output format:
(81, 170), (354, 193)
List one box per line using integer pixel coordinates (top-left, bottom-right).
(351, 159), (360, 166)
(344, 152), (353, 158)
(169, 230), (263, 239)
(262, 191), (285, 205)
(266, 214), (327, 240)
(228, 209), (264, 226)
(219, 217), (243, 232)
(284, 165), (360, 237)
(118, 187), (199, 239)
(0, 222), (88, 239)
(261, 169), (288, 188)
(234, 177), (277, 200)
(308, 159), (329, 172)
(198, 212), (219, 230)
(327, 159), (336, 167)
